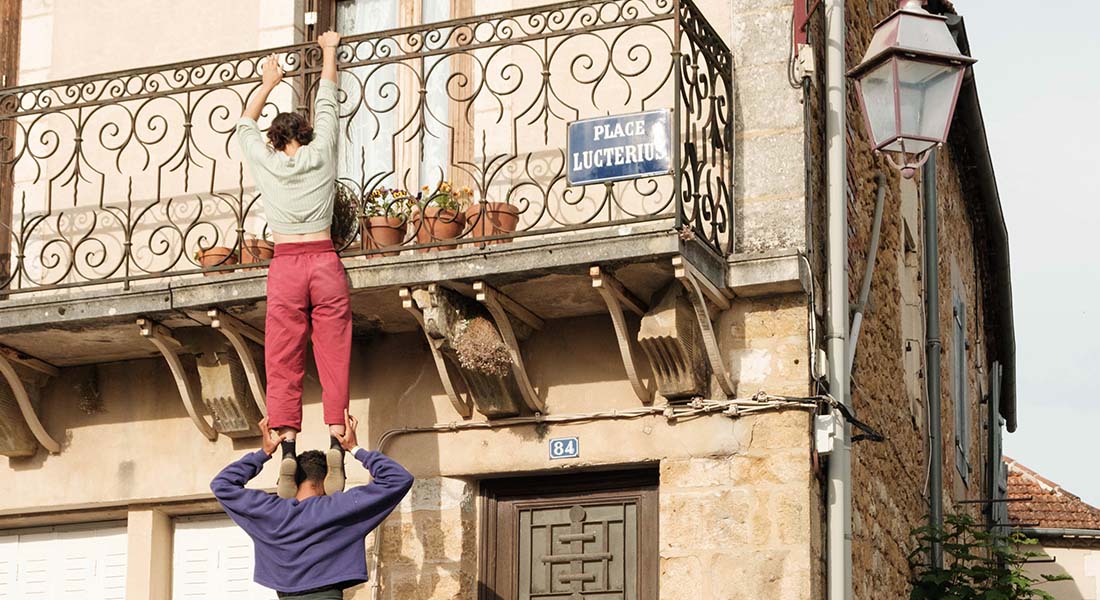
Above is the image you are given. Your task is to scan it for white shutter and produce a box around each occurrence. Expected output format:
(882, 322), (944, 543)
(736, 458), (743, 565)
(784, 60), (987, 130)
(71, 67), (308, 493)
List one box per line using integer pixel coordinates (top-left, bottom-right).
(0, 524), (126, 600)
(172, 518), (276, 600)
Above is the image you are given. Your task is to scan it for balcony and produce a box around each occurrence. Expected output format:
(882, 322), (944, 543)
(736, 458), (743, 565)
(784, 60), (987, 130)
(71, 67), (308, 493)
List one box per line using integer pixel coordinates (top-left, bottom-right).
(0, 0), (739, 448)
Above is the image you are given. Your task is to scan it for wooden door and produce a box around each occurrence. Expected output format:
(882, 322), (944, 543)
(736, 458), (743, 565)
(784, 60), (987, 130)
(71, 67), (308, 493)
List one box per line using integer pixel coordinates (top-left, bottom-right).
(480, 470), (659, 600)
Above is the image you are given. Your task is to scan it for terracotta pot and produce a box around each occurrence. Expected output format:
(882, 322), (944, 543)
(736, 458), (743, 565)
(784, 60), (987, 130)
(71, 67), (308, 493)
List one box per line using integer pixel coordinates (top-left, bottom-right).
(364, 216), (408, 257)
(240, 238), (275, 266)
(198, 246), (238, 276)
(465, 202), (519, 247)
(411, 207), (466, 252)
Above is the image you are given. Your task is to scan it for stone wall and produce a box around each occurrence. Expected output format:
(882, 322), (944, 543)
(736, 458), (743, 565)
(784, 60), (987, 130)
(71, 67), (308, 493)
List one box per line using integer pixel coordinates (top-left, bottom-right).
(841, 1), (1002, 599)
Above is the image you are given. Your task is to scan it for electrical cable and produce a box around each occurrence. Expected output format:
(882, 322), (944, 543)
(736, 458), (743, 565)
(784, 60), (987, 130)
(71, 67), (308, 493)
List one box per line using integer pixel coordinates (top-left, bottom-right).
(365, 391), (869, 598)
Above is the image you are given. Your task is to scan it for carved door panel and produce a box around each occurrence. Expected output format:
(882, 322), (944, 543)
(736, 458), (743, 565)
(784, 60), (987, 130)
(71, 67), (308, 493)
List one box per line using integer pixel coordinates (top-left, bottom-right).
(481, 471), (658, 600)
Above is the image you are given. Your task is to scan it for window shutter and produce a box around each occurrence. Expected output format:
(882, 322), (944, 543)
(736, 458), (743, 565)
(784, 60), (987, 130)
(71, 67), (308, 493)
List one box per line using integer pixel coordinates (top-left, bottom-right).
(0, 525), (126, 600)
(172, 518), (275, 600)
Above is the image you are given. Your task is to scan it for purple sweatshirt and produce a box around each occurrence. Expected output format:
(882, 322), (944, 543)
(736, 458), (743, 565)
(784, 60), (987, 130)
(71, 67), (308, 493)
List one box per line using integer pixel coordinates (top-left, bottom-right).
(211, 449), (414, 594)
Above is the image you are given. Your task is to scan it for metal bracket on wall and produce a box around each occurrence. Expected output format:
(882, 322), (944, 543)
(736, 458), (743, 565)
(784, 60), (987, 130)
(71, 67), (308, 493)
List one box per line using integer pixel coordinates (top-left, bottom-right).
(473, 281), (545, 413)
(589, 266), (654, 405)
(0, 346), (61, 454)
(137, 318), (217, 441)
(672, 256), (736, 398)
(400, 287), (474, 419)
(208, 309), (267, 418)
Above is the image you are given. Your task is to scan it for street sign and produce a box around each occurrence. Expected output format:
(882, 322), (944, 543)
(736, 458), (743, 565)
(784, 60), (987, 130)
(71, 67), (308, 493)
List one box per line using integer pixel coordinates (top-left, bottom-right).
(566, 109), (672, 186)
(549, 437), (580, 460)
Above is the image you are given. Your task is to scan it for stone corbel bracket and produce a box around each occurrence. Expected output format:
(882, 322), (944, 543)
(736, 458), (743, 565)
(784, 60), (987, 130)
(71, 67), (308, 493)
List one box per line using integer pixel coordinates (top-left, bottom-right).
(137, 318), (218, 441)
(0, 346), (61, 455)
(399, 287), (474, 419)
(672, 256), (737, 398)
(208, 309), (267, 419)
(589, 266), (655, 404)
(473, 281), (545, 414)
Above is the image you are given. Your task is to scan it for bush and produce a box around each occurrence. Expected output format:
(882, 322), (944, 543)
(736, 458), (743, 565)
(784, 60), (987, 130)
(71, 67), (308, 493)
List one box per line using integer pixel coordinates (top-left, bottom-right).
(909, 513), (1070, 600)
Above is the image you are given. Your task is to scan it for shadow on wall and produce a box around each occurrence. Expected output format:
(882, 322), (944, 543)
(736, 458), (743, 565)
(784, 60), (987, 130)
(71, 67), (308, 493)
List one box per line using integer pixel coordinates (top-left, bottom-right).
(1026, 548), (1086, 600)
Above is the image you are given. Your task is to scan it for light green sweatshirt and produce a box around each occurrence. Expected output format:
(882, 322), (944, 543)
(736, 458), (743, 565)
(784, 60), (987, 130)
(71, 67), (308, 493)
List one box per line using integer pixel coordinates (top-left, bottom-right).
(236, 79), (339, 235)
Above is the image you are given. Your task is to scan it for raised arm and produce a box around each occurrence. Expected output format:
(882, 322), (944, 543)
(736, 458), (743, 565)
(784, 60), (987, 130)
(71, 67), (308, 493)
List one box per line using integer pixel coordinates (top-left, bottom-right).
(243, 54), (283, 123)
(211, 418), (286, 524)
(319, 31), (340, 84)
(237, 54), (284, 165)
(334, 411), (414, 525)
(311, 31), (341, 153)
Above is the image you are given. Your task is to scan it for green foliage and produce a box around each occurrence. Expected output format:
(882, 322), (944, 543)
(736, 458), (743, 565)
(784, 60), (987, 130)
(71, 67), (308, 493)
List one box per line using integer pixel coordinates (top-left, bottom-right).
(909, 513), (1071, 600)
(331, 184), (360, 248)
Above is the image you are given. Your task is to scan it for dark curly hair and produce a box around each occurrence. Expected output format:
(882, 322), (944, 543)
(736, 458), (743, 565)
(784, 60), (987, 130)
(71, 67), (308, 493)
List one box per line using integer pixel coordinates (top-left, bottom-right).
(294, 450), (327, 486)
(267, 112), (315, 151)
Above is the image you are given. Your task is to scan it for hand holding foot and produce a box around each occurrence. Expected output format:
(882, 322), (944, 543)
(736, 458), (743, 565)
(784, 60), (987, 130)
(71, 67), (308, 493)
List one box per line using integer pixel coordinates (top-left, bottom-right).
(325, 410), (358, 495)
(333, 409), (359, 451)
(259, 417), (286, 456)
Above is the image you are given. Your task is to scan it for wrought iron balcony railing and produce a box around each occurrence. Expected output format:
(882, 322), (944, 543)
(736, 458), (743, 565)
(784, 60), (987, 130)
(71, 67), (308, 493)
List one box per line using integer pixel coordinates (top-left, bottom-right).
(0, 0), (732, 296)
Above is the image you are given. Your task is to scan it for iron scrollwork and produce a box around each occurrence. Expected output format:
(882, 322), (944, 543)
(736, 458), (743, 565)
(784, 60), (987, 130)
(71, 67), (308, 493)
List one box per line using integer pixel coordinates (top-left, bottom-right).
(0, 0), (733, 296)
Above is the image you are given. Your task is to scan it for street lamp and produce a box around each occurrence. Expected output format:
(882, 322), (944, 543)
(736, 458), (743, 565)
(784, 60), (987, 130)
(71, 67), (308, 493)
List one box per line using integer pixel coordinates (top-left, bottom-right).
(848, 0), (976, 178)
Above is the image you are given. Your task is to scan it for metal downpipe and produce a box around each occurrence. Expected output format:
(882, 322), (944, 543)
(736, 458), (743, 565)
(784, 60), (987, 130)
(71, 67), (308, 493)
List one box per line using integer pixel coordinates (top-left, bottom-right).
(848, 172), (888, 373)
(824, 0), (852, 598)
(923, 151), (944, 569)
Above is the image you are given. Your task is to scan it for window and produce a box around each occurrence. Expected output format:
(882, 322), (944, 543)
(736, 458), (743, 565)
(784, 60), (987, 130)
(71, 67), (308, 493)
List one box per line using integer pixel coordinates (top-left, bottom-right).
(953, 294), (970, 485)
(0, 523), (127, 600)
(480, 470), (658, 600)
(172, 516), (273, 600)
(334, 0), (455, 191)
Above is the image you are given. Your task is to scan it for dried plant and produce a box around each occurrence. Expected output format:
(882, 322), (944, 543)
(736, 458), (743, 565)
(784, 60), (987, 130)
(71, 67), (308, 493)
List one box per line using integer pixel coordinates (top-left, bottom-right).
(454, 317), (512, 377)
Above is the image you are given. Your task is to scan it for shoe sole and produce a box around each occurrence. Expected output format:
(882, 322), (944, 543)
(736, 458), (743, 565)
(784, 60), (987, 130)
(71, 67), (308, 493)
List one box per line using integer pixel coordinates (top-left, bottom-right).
(277, 456), (297, 499)
(324, 448), (346, 495)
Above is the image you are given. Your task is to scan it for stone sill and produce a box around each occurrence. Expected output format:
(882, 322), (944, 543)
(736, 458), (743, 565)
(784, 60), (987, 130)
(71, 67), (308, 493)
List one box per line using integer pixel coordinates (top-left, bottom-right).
(726, 249), (808, 297)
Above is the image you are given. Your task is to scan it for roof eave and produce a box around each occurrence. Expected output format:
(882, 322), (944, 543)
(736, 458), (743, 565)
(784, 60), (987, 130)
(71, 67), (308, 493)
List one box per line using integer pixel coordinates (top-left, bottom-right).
(945, 14), (1017, 432)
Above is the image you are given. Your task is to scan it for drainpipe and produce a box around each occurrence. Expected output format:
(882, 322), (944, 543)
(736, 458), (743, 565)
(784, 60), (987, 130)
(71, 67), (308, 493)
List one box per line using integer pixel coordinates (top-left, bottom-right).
(923, 151), (944, 568)
(824, 0), (851, 598)
(848, 173), (887, 373)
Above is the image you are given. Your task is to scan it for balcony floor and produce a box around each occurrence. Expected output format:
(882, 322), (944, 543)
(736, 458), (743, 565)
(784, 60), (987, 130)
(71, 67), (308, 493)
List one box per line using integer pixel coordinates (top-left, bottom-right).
(0, 220), (727, 367)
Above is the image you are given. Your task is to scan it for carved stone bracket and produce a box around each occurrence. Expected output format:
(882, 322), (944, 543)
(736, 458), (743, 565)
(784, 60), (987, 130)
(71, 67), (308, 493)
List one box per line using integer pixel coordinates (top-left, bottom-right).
(589, 266), (654, 405)
(473, 281), (545, 414)
(137, 318), (218, 441)
(208, 309), (267, 419)
(0, 346), (61, 455)
(672, 256), (736, 398)
(400, 287), (474, 419)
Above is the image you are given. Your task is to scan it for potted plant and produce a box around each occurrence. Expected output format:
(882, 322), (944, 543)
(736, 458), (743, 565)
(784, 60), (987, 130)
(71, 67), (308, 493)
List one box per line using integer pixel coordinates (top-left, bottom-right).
(465, 194), (519, 248)
(194, 245), (239, 276)
(363, 188), (414, 257)
(412, 181), (471, 252)
(331, 185), (360, 251)
(240, 235), (275, 267)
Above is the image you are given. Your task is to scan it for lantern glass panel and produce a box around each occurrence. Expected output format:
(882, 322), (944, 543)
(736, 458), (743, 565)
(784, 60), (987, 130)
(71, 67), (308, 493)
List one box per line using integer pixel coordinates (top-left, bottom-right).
(858, 61), (898, 149)
(897, 58), (963, 142)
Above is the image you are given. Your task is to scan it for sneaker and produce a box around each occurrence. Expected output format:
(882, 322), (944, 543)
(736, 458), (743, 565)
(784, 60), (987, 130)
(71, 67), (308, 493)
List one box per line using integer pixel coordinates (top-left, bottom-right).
(324, 448), (346, 495)
(277, 456), (297, 499)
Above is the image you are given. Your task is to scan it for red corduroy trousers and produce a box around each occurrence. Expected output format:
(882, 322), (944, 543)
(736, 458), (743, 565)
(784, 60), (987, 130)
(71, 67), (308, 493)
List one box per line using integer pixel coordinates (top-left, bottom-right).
(264, 240), (351, 431)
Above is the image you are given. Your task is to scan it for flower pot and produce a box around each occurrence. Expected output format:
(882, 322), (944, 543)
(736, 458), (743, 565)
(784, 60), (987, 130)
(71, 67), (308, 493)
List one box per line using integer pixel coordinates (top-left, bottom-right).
(411, 207), (466, 252)
(198, 247), (238, 276)
(240, 238), (275, 268)
(364, 216), (408, 257)
(465, 202), (519, 247)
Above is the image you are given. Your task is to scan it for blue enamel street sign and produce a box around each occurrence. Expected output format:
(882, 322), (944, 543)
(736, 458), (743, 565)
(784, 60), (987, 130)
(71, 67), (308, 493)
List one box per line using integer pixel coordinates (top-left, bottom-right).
(566, 109), (672, 186)
(549, 437), (580, 460)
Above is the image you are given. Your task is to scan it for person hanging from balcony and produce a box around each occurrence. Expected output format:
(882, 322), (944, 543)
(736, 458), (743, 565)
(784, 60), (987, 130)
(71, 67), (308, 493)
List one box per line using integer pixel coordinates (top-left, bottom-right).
(212, 412), (413, 599)
(236, 30), (350, 499)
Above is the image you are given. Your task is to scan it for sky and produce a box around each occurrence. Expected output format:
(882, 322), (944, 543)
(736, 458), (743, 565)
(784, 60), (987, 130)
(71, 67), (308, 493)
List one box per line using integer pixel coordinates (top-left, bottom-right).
(960, 1), (1100, 506)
